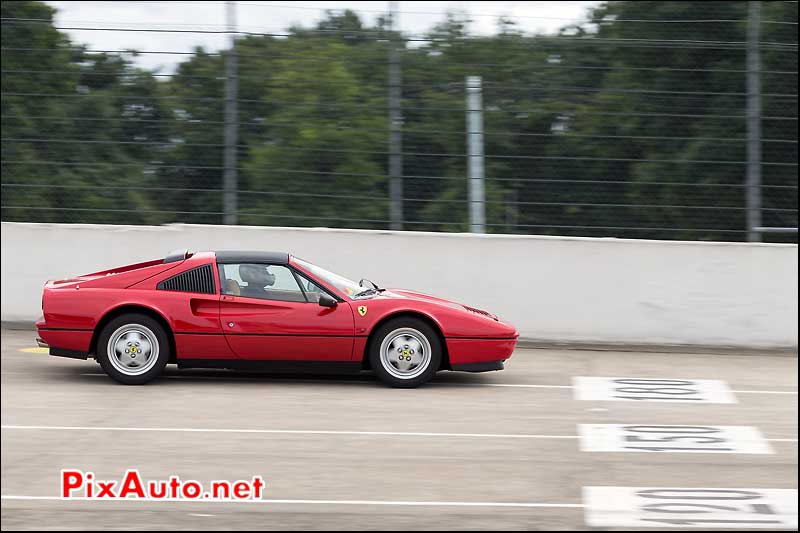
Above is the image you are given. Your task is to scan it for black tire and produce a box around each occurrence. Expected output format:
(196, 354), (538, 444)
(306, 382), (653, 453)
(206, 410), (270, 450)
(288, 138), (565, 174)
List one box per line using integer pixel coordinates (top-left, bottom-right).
(96, 313), (170, 385)
(369, 317), (441, 388)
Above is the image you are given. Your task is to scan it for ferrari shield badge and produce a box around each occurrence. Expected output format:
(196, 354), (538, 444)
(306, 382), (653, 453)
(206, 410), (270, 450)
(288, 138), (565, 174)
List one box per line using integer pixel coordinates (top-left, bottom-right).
(357, 305), (368, 317)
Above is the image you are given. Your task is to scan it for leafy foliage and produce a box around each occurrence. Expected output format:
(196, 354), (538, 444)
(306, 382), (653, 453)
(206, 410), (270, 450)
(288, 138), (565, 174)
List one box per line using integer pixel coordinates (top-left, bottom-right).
(1, 1), (797, 241)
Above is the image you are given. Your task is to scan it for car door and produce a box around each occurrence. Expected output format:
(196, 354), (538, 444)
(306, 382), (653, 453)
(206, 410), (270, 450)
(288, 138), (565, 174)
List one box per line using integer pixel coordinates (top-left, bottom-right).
(218, 262), (355, 361)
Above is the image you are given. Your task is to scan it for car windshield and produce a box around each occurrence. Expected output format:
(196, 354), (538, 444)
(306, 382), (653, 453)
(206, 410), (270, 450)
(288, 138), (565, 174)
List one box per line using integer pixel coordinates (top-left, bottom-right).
(293, 257), (363, 299)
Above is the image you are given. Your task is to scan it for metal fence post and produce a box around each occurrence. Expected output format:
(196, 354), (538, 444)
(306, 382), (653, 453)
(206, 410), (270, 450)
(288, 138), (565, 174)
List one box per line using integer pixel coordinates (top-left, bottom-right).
(223, 1), (238, 225)
(388, 1), (403, 231)
(746, 0), (762, 242)
(466, 76), (485, 233)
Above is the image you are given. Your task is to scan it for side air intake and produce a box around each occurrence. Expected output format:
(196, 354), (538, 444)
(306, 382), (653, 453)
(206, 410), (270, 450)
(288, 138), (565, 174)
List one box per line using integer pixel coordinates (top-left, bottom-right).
(157, 264), (215, 294)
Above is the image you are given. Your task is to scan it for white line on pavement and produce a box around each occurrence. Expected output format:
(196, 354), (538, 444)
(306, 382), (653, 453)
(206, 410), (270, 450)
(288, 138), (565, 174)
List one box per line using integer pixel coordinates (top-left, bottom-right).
(0, 495), (584, 508)
(730, 390), (798, 395)
(483, 384), (574, 389)
(73, 373), (797, 394)
(0, 425), (579, 440)
(5, 369), (797, 395)
(2, 425), (795, 442)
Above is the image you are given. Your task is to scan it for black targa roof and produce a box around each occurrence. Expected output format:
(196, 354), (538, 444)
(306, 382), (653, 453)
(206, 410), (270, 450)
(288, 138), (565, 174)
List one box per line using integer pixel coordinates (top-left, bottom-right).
(214, 251), (290, 264)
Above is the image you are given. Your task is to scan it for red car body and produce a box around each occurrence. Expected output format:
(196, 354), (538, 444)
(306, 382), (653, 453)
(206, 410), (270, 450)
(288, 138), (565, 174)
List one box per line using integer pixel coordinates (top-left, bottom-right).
(36, 251), (518, 375)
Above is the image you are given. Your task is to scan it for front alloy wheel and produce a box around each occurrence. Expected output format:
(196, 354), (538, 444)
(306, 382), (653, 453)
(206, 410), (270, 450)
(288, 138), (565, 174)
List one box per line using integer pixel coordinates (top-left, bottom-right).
(370, 317), (441, 388)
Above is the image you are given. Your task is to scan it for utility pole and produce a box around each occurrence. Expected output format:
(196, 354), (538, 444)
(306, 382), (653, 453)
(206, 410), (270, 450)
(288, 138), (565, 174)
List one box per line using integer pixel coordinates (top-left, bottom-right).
(223, 1), (238, 225)
(388, 1), (403, 230)
(746, 0), (762, 242)
(466, 76), (485, 233)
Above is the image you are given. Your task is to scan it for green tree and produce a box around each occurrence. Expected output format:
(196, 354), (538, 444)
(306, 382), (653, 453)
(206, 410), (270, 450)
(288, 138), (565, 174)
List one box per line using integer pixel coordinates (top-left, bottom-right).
(2, 1), (168, 223)
(2, 1), (796, 241)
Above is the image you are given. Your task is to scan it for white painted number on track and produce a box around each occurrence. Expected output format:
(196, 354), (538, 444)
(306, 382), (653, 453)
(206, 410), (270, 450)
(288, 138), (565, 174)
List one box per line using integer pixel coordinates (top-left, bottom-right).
(573, 377), (737, 403)
(583, 487), (798, 529)
(579, 424), (773, 454)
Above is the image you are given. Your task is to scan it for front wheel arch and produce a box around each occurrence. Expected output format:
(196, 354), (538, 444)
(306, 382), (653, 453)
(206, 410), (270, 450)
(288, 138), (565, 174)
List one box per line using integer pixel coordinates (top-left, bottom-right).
(91, 305), (176, 363)
(362, 311), (449, 371)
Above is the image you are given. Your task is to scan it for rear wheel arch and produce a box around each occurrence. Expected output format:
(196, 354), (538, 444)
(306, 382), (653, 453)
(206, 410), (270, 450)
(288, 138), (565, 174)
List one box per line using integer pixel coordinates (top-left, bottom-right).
(91, 305), (176, 363)
(363, 311), (449, 370)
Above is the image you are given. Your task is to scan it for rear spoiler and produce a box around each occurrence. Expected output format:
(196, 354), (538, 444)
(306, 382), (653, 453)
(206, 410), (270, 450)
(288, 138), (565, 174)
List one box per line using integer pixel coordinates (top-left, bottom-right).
(164, 249), (192, 264)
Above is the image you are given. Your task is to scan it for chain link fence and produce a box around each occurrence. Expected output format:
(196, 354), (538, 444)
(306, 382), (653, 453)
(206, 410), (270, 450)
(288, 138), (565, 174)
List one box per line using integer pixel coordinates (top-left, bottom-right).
(1, 1), (797, 242)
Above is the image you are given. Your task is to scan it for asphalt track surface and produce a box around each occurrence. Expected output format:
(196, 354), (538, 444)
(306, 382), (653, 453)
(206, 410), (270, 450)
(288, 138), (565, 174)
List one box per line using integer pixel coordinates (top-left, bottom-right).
(1, 328), (797, 530)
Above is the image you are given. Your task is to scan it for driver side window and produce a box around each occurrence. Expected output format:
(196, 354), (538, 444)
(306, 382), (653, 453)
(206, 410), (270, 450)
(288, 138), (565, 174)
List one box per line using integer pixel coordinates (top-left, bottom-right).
(219, 263), (306, 303)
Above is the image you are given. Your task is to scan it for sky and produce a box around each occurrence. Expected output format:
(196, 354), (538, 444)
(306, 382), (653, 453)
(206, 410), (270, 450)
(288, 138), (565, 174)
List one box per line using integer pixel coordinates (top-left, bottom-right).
(46, 1), (602, 72)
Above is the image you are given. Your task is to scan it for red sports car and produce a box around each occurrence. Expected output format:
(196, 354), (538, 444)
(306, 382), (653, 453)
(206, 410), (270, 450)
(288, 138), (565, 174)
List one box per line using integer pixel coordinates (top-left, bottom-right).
(36, 250), (518, 387)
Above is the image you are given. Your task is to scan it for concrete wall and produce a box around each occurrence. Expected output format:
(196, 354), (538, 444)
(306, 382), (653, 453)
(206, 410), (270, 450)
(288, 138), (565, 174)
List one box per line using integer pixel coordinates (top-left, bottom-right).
(2, 222), (797, 349)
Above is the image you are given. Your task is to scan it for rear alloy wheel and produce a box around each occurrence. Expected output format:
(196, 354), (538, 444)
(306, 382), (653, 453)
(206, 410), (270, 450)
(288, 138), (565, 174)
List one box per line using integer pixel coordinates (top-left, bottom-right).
(370, 317), (441, 388)
(96, 313), (169, 385)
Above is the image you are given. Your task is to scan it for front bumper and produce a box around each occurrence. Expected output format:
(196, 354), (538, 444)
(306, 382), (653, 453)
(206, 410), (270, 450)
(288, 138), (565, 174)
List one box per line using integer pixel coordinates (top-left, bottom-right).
(446, 336), (517, 366)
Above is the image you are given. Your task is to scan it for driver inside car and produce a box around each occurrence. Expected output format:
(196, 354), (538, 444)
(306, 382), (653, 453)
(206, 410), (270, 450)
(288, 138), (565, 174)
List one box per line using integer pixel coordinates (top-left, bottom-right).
(238, 264), (276, 298)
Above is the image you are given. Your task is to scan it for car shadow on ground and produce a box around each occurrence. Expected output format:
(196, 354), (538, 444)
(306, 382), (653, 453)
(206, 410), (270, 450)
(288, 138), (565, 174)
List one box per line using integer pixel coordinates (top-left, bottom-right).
(36, 363), (494, 388)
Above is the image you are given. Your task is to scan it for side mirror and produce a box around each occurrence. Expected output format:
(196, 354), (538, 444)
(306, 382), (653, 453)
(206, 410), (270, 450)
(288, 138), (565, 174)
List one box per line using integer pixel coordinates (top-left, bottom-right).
(318, 293), (338, 308)
(359, 278), (379, 289)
